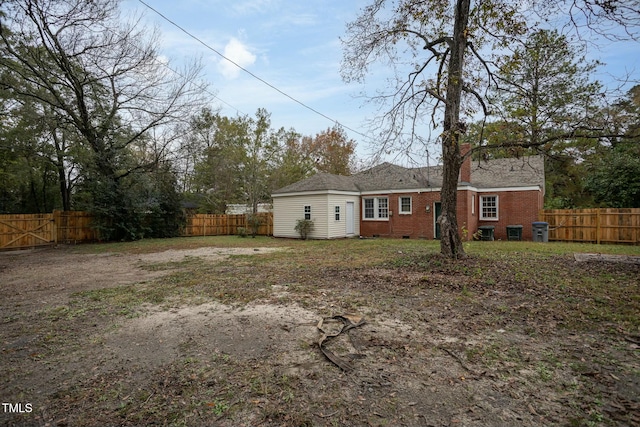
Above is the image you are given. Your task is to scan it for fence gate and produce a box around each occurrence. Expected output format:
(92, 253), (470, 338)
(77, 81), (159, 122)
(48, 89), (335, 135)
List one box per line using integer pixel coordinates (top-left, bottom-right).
(0, 214), (56, 250)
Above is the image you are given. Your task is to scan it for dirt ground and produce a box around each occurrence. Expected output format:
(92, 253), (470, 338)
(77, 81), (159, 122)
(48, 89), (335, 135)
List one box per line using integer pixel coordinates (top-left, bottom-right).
(0, 243), (638, 426)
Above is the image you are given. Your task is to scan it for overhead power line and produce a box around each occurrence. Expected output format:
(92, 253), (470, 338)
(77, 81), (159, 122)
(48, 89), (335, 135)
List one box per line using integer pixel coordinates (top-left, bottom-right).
(137, 0), (371, 140)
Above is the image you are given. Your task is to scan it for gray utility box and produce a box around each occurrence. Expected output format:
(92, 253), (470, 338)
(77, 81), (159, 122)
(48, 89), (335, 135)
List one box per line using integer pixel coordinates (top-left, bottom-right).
(506, 225), (523, 241)
(478, 225), (495, 241)
(532, 221), (549, 242)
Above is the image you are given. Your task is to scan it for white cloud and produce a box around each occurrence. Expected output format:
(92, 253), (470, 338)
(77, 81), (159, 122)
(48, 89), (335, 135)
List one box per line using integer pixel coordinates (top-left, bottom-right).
(217, 38), (257, 80)
(156, 54), (170, 67)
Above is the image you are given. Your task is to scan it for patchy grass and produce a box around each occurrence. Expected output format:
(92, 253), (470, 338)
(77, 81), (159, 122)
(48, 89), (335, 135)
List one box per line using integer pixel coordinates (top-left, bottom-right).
(1, 237), (639, 427)
(465, 240), (640, 257)
(68, 234), (640, 257)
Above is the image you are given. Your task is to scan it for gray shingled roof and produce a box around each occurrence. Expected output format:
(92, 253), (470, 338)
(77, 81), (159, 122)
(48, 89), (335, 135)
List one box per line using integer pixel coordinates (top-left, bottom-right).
(470, 156), (545, 189)
(272, 155), (544, 194)
(272, 172), (360, 194)
(352, 162), (430, 191)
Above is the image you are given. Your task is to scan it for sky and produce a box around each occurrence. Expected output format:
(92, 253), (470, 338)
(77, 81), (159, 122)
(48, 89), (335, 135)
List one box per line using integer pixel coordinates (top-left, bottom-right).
(121, 0), (639, 165)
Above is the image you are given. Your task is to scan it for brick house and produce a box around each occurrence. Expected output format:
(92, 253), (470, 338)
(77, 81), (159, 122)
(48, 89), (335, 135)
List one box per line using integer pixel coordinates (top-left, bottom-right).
(272, 152), (544, 241)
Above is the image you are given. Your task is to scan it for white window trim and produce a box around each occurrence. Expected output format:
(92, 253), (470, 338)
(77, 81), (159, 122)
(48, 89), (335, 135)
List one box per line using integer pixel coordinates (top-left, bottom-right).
(334, 205), (341, 221)
(304, 205), (311, 220)
(399, 196), (412, 214)
(480, 195), (499, 221)
(363, 197), (389, 221)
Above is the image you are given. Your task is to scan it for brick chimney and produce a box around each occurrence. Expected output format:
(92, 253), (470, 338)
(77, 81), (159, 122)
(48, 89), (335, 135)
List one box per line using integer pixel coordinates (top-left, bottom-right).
(460, 143), (471, 183)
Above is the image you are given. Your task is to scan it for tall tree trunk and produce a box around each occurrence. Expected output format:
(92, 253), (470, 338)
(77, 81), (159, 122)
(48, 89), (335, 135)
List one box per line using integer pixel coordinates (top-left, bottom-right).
(56, 163), (70, 211)
(439, 0), (470, 258)
(28, 168), (40, 213)
(52, 131), (71, 211)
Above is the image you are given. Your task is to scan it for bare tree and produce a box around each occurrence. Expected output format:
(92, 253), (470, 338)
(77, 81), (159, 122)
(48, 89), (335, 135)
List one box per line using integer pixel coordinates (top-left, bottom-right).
(0, 0), (207, 237)
(341, 0), (639, 258)
(1, 0), (205, 175)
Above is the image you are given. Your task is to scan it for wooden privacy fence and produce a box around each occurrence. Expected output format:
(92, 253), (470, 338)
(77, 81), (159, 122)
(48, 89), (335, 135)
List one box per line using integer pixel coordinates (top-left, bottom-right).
(183, 213), (273, 237)
(539, 208), (640, 245)
(0, 213), (56, 250)
(0, 211), (274, 250)
(55, 210), (100, 244)
(1, 211), (102, 250)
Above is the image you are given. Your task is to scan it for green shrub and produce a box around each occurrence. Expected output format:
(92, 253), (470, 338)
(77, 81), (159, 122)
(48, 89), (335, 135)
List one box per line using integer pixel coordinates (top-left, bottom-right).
(294, 219), (314, 240)
(245, 213), (262, 238)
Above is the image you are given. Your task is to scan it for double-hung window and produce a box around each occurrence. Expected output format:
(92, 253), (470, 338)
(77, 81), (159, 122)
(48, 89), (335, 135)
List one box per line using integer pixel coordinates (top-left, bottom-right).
(364, 199), (375, 219)
(399, 196), (412, 214)
(363, 197), (389, 220)
(480, 195), (498, 220)
(335, 206), (341, 221)
(304, 205), (311, 220)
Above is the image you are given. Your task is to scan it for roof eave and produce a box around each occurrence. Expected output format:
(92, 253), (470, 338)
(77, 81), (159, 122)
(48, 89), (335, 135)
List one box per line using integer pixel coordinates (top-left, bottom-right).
(272, 189), (361, 198)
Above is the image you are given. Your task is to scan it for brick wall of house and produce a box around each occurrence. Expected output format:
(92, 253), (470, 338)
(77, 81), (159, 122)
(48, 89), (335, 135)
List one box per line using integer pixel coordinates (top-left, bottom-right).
(388, 192), (437, 238)
(477, 190), (543, 240)
(360, 191), (475, 240)
(360, 192), (438, 239)
(459, 189), (478, 240)
(360, 188), (542, 240)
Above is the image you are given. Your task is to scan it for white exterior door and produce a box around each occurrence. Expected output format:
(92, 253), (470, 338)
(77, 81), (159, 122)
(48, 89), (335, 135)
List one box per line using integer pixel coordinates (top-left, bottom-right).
(346, 202), (355, 235)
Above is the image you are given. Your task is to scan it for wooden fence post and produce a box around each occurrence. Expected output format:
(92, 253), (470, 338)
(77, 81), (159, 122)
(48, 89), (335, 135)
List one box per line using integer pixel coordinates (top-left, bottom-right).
(596, 208), (601, 245)
(52, 210), (60, 244)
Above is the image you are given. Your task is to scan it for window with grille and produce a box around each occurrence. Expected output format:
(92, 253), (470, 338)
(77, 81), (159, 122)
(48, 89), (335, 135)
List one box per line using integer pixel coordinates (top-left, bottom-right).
(480, 195), (498, 220)
(399, 197), (412, 214)
(378, 198), (388, 218)
(363, 197), (389, 220)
